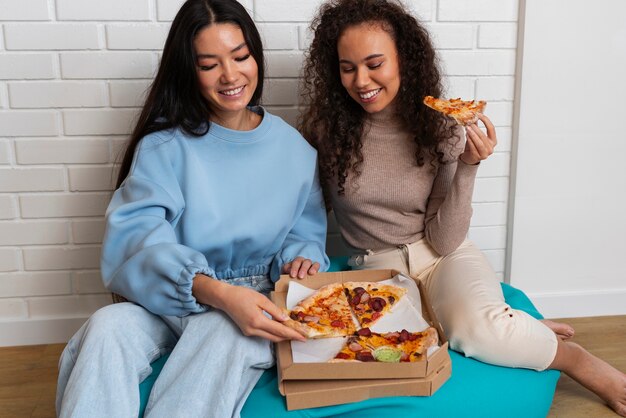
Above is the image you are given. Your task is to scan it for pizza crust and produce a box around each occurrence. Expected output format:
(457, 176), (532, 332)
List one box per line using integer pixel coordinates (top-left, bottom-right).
(423, 95), (487, 126)
(344, 281), (408, 297)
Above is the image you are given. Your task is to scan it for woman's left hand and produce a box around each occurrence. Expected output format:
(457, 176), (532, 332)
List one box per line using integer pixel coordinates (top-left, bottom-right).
(459, 113), (498, 165)
(282, 256), (320, 279)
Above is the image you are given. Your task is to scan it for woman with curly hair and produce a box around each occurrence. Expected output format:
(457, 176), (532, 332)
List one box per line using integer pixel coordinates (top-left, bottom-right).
(300, 0), (625, 415)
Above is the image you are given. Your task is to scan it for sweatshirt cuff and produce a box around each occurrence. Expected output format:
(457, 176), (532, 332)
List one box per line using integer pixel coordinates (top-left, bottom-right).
(177, 264), (216, 315)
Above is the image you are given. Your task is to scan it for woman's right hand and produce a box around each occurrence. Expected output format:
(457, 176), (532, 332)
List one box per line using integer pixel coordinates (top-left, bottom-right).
(459, 113), (498, 165)
(193, 275), (307, 343)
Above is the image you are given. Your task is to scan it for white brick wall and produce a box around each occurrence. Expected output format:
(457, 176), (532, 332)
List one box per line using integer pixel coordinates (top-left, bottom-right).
(8, 82), (108, 108)
(106, 24), (170, 50)
(0, 0), (51, 21)
(56, 0), (151, 21)
(4, 24), (101, 50)
(0, 0), (518, 346)
(0, 54), (56, 79)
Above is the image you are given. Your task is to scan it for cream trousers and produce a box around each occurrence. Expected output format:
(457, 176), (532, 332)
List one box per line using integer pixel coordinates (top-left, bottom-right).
(348, 239), (558, 371)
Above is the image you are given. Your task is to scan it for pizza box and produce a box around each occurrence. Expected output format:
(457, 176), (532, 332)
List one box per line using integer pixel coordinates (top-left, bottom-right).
(271, 269), (452, 409)
(280, 359), (451, 411)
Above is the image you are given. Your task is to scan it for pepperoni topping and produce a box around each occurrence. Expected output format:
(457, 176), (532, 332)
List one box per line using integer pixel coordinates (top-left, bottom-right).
(399, 329), (410, 342)
(368, 297), (386, 312)
(350, 294), (361, 306)
(408, 332), (417, 341)
(355, 351), (375, 362)
(335, 352), (351, 359)
(371, 312), (382, 321)
(353, 287), (366, 295)
(330, 320), (346, 328)
(361, 317), (372, 324)
(388, 296), (395, 305)
(357, 327), (372, 337)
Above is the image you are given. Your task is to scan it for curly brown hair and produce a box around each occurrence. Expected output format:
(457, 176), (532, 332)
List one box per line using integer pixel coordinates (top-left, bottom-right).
(299, 0), (455, 199)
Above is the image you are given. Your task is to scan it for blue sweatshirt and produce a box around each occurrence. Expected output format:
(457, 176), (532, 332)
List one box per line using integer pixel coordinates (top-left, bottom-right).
(101, 109), (329, 317)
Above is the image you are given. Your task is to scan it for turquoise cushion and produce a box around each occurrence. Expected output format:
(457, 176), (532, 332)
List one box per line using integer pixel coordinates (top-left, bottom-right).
(138, 257), (560, 417)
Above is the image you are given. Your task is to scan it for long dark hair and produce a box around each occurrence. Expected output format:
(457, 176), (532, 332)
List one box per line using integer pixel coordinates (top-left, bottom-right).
(116, 0), (264, 187)
(299, 0), (455, 197)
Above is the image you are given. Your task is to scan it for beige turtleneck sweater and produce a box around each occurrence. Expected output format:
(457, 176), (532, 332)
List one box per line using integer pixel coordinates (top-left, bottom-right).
(329, 105), (479, 256)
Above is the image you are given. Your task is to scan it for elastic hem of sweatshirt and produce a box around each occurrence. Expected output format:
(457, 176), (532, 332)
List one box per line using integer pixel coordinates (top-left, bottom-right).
(177, 264), (215, 314)
(207, 106), (272, 143)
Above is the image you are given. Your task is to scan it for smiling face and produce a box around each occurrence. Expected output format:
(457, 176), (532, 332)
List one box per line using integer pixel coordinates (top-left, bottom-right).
(194, 23), (258, 122)
(337, 22), (401, 114)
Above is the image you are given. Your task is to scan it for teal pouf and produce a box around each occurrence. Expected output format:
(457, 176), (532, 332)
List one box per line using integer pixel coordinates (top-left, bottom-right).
(138, 258), (560, 417)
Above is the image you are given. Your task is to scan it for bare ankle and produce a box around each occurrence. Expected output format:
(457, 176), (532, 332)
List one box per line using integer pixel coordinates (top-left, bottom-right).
(551, 340), (626, 416)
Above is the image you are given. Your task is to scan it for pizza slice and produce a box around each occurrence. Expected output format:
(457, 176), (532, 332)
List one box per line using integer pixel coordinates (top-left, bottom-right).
(331, 327), (439, 363)
(283, 283), (357, 338)
(423, 95), (486, 126)
(343, 281), (407, 328)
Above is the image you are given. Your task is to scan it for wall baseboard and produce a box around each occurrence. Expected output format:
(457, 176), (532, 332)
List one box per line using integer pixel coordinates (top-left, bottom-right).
(0, 317), (88, 347)
(527, 288), (626, 319)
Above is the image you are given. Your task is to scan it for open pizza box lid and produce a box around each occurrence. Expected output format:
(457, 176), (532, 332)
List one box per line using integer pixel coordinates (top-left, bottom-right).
(272, 269), (451, 385)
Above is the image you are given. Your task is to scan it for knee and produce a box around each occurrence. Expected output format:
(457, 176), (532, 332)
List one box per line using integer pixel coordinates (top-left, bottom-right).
(445, 304), (519, 358)
(79, 303), (147, 347)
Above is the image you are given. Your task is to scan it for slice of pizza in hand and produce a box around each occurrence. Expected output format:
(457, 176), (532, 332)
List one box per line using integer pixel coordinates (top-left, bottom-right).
(331, 327), (439, 362)
(423, 95), (487, 126)
(283, 283), (357, 339)
(343, 282), (407, 328)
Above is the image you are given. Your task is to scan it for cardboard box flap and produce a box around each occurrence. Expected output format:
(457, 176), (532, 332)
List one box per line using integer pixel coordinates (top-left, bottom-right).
(281, 360), (452, 411)
(275, 269), (400, 292)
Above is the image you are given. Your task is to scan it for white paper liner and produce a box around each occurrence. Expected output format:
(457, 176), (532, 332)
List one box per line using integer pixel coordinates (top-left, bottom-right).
(287, 273), (438, 363)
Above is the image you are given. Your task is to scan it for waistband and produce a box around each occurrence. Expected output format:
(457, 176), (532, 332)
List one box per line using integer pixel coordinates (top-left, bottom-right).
(348, 238), (443, 277)
(220, 274), (273, 295)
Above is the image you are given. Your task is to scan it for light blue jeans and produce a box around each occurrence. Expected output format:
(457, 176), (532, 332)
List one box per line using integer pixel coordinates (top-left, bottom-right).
(56, 275), (275, 418)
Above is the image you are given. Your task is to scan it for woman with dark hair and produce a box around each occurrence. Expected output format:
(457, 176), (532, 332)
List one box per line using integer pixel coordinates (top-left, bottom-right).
(55, 0), (328, 417)
(300, 0), (625, 415)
